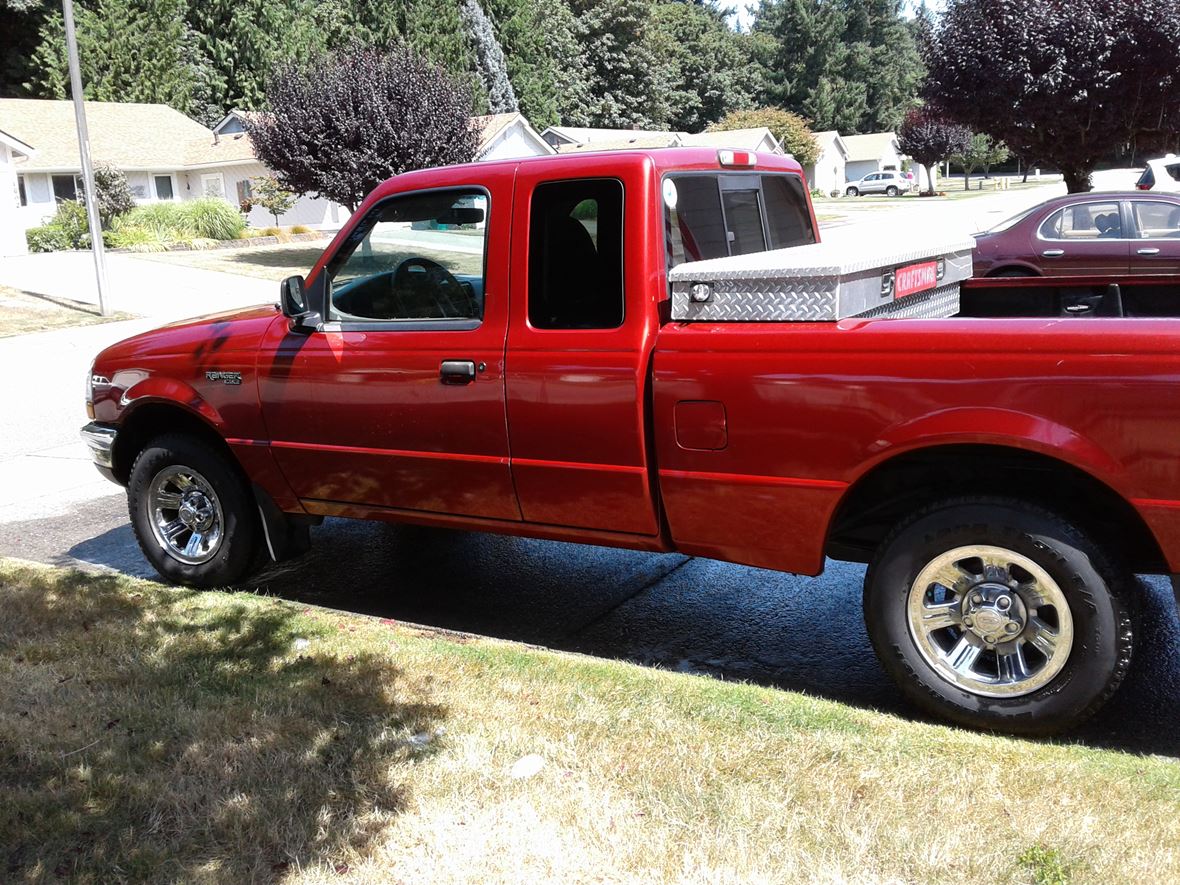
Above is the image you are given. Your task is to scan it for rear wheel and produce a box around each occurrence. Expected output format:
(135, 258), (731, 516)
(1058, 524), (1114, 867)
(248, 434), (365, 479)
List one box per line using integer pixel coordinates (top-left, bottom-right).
(128, 433), (261, 587)
(864, 498), (1134, 735)
(885, 185), (900, 197)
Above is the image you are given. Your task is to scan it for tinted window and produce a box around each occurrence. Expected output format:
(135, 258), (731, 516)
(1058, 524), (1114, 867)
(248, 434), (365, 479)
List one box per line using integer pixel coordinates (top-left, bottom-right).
(1038, 202), (1122, 240)
(665, 172), (815, 268)
(154, 175), (174, 200)
(528, 178), (624, 329)
(1133, 201), (1180, 238)
(328, 189), (487, 323)
(1138, 167), (1156, 188)
(1168, 164), (1180, 182)
(52, 174), (77, 202)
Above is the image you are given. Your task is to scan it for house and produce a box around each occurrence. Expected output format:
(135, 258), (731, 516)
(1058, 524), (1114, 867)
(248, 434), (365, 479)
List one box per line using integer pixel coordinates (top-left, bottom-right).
(0, 99), (349, 255)
(473, 113), (555, 161)
(805, 130), (848, 196)
(842, 131), (905, 182)
(0, 126), (35, 256)
(548, 126), (785, 156)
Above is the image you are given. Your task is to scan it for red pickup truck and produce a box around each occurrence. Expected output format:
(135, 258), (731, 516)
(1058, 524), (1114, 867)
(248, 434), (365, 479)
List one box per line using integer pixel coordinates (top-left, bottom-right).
(82, 148), (1180, 735)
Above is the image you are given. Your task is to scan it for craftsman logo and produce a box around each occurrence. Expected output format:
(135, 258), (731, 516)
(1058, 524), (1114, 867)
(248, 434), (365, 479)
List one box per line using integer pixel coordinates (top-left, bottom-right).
(894, 261), (939, 299)
(205, 370), (242, 386)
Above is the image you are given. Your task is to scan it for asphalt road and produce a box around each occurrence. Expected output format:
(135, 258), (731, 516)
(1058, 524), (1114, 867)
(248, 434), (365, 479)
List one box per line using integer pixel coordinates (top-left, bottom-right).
(2, 489), (1177, 758)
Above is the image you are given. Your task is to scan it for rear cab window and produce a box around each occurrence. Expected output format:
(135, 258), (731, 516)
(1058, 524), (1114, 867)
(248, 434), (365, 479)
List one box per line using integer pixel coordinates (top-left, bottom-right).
(664, 172), (815, 269)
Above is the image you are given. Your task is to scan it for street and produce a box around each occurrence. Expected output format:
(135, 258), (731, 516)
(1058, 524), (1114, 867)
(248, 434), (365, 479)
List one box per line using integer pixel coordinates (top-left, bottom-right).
(3, 171), (1178, 755)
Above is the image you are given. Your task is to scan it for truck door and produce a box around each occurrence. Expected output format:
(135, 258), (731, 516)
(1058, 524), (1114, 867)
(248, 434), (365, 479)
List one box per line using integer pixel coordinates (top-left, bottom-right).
(257, 176), (520, 521)
(505, 159), (661, 536)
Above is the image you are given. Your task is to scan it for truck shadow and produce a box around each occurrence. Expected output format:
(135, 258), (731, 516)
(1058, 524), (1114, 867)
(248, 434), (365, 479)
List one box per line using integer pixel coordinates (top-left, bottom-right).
(235, 519), (1180, 760)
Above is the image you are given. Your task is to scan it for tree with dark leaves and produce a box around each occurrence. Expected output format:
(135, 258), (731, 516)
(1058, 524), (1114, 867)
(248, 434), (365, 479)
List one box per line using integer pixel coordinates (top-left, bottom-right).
(924, 0), (1180, 193)
(897, 107), (970, 196)
(246, 47), (480, 212)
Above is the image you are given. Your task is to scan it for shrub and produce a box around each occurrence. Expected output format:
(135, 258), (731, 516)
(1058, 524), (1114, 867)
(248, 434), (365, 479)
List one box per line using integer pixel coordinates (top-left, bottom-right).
(290, 224), (312, 234)
(707, 107), (821, 168)
(54, 199), (92, 248)
(104, 224), (168, 252)
(93, 164), (135, 227)
(117, 202), (193, 242)
(260, 226), (282, 237)
(182, 198), (245, 240)
(26, 224), (71, 253)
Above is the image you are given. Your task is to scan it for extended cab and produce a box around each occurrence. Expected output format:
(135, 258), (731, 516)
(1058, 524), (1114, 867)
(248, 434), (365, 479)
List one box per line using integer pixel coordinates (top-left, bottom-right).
(83, 148), (1180, 734)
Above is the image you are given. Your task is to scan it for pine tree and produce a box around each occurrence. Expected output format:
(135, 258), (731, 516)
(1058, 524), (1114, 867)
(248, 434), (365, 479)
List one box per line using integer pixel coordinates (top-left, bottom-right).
(461, 0), (518, 114)
(569, 0), (665, 127)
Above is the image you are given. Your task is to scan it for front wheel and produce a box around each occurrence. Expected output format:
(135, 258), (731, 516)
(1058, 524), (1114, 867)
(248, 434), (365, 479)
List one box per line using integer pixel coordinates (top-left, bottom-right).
(128, 433), (261, 587)
(864, 498), (1134, 735)
(845, 186), (860, 197)
(885, 185), (900, 197)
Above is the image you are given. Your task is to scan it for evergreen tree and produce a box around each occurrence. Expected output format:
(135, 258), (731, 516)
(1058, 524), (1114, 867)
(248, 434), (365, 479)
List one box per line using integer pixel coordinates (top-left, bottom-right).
(647, 1), (759, 132)
(27, 0), (206, 115)
(569, 0), (665, 127)
(461, 0), (518, 113)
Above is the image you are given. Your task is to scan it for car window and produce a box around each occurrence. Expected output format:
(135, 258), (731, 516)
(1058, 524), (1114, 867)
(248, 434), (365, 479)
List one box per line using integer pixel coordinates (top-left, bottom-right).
(326, 189), (487, 323)
(528, 178), (624, 330)
(664, 172), (815, 268)
(1138, 167), (1156, 188)
(1132, 201), (1180, 238)
(1168, 164), (1180, 182)
(1038, 202), (1122, 240)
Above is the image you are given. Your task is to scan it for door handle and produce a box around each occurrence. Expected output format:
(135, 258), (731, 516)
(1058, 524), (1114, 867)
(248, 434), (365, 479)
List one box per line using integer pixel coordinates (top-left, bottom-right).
(440, 359), (477, 385)
(1138, 247), (1161, 255)
(1042, 249), (1065, 257)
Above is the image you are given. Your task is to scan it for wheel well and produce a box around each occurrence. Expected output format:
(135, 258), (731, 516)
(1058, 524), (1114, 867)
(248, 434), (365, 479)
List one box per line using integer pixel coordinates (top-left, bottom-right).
(826, 444), (1167, 573)
(111, 403), (237, 485)
(987, 265), (1040, 277)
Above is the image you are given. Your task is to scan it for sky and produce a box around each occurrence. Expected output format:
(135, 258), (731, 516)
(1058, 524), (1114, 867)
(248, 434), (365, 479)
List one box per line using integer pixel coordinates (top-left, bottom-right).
(729, 1), (942, 32)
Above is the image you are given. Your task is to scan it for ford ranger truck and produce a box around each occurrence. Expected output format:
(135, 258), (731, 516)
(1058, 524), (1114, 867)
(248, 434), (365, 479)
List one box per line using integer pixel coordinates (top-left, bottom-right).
(82, 148), (1180, 735)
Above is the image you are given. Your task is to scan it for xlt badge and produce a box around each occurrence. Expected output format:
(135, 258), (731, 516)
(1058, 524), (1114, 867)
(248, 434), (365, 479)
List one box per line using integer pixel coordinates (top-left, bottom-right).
(205, 370), (242, 386)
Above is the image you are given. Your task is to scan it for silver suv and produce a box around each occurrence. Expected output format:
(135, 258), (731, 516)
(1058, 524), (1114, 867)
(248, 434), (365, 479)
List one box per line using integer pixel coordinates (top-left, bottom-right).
(845, 170), (910, 197)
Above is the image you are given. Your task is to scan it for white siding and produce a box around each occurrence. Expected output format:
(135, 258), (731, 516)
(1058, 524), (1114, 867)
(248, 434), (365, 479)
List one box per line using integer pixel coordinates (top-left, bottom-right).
(183, 161), (349, 229)
(805, 135), (847, 195)
(479, 122), (552, 161)
(0, 143), (26, 255)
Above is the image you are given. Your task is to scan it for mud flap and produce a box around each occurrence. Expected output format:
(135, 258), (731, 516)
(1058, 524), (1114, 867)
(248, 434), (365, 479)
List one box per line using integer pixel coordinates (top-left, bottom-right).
(253, 484), (315, 562)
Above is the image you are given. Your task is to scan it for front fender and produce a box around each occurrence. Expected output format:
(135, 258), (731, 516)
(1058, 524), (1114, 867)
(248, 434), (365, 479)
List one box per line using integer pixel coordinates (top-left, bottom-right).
(110, 373), (227, 431)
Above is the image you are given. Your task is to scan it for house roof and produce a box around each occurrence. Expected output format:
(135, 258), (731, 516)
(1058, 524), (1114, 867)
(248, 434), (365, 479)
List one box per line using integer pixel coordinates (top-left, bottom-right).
(184, 130), (258, 167)
(0, 126), (34, 158)
(812, 130), (849, 160)
(0, 99), (215, 172)
(680, 128), (781, 153)
(543, 126), (683, 146)
(556, 133), (681, 153)
(842, 132), (901, 162)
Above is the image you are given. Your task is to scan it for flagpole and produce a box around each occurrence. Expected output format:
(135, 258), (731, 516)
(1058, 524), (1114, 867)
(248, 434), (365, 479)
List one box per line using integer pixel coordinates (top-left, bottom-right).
(62, 0), (110, 317)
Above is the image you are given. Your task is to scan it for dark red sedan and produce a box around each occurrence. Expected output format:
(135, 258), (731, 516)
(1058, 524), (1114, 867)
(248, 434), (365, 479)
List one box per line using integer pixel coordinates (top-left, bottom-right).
(972, 192), (1180, 277)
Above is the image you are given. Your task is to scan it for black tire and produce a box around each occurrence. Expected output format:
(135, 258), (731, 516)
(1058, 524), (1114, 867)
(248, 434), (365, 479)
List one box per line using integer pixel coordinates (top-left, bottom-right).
(845, 186), (860, 197)
(863, 498), (1134, 735)
(886, 185), (900, 197)
(128, 433), (261, 588)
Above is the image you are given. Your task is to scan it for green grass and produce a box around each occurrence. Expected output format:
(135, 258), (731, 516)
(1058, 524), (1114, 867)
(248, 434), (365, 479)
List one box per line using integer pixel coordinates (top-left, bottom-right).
(2, 560), (1178, 884)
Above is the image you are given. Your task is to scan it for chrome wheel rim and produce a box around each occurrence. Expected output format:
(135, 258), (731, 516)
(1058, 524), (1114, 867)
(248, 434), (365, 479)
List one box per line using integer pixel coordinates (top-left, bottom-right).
(147, 466), (224, 565)
(906, 545), (1074, 698)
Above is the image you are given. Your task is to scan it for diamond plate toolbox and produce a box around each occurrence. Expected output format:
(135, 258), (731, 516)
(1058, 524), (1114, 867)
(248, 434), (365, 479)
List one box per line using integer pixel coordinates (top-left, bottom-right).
(669, 237), (975, 322)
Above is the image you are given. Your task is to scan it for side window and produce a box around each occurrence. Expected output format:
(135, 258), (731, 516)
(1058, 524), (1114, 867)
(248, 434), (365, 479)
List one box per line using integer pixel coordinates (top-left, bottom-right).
(1133, 202), (1180, 239)
(1038, 202), (1122, 240)
(1167, 164), (1180, 183)
(528, 178), (624, 330)
(327, 189), (487, 323)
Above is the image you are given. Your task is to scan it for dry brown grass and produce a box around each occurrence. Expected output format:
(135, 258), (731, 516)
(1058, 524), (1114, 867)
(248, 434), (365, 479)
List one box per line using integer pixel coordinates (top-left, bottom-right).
(0, 286), (132, 337)
(139, 243), (326, 282)
(1, 559), (1177, 884)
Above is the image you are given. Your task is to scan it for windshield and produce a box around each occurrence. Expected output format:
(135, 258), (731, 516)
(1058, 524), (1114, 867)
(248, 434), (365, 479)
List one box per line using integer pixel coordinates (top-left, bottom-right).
(664, 172), (815, 269)
(985, 204), (1041, 234)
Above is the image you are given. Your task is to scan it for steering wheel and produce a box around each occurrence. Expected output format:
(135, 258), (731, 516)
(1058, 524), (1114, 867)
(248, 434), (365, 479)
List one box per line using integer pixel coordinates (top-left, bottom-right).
(391, 257), (476, 319)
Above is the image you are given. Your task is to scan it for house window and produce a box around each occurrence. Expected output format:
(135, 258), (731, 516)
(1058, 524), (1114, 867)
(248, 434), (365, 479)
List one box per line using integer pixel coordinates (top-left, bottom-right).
(154, 175), (174, 200)
(201, 173), (225, 198)
(51, 174), (79, 202)
(17, 175), (27, 207)
(236, 179), (252, 204)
